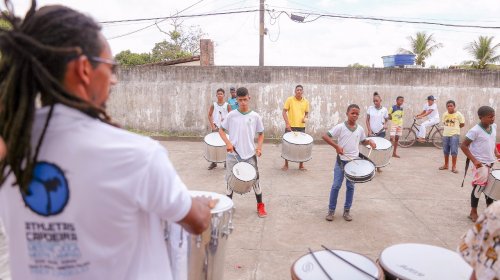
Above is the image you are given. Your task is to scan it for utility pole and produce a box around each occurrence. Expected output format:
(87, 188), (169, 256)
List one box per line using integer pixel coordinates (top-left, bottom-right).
(259, 0), (264, 66)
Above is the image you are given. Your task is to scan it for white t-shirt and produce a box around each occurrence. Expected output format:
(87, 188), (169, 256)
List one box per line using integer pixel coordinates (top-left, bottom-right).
(423, 103), (439, 120)
(466, 123), (497, 164)
(221, 110), (264, 160)
(367, 106), (389, 133)
(212, 102), (229, 127)
(328, 122), (367, 161)
(0, 104), (192, 280)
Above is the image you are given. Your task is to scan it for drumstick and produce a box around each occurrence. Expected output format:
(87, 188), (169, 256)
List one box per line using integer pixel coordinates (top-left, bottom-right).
(342, 154), (359, 165)
(321, 245), (378, 280)
(308, 248), (333, 280)
(367, 147), (373, 158)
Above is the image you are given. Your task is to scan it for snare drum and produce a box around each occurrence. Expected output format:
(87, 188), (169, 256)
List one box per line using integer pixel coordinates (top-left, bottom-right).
(282, 132), (314, 162)
(204, 132), (229, 163)
(344, 159), (375, 183)
(484, 169), (500, 200)
(291, 249), (383, 280)
(360, 137), (393, 168)
(228, 162), (257, 194)
(378, 243), (472, 280)
(165, 191), (234, 280)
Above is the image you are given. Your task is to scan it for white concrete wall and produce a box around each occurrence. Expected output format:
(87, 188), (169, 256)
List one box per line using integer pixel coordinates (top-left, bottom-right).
(108, 66), (500, 140)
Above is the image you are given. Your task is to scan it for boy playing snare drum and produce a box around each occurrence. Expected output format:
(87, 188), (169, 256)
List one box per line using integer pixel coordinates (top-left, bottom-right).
(219, 87), (268, 218)
(460, 106), (500, 222)
(322, 104), (376, 222)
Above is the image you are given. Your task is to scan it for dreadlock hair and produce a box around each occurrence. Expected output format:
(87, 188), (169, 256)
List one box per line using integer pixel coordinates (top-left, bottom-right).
(0, 0), (114, 192)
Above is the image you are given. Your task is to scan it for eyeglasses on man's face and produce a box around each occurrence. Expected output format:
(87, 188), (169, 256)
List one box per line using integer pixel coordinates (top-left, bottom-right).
(88, 56), (119, 74)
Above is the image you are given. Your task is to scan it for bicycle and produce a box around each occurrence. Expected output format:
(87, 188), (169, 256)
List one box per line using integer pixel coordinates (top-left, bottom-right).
(398, 118), (444, 149)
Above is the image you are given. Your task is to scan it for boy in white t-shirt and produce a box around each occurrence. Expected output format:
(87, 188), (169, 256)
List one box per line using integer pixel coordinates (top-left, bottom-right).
(207, 88), (231, 170)
(460, 106), (499, 222)
(219, 87), (268, 218)
(415, 95), (440, 142)
(366, 92), (389, 138)
(322, 104), (376, 222)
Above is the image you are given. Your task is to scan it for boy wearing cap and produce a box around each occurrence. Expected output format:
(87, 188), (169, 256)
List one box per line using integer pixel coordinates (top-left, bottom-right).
(415, 95), (440, 142)
(228, 86), (239, 110)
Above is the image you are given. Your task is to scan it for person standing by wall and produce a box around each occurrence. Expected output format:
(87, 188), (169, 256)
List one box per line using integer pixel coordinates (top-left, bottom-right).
(282, 85), (310, 171)
(207, 88), (231, 170)
(439, 100), (465, 173)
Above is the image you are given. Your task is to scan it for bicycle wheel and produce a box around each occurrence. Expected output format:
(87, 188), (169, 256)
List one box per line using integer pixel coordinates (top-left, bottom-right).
(432, 128), (444, 149)
(398, 128), (416, 148)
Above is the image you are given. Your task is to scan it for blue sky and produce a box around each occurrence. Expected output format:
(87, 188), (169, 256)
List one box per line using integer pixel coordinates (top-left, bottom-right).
(11, 0), (500, 67)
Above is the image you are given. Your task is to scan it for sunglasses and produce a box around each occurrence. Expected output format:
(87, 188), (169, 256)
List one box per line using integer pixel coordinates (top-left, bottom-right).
(88, 56), (119, 74)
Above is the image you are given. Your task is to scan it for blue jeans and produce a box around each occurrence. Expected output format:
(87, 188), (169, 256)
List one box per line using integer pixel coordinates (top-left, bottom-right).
(443, 135), (459, 156)
(328, 159), (355, 211)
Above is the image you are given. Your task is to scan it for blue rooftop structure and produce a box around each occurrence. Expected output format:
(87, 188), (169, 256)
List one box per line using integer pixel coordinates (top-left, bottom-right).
(382, 54), (416, 68)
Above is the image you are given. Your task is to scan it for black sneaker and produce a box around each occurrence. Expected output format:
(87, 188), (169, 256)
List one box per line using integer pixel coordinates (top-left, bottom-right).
(208, 162), (217, 170)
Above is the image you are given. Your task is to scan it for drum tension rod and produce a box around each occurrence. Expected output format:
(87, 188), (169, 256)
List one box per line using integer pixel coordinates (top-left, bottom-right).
(321, 245), (378, 280)
(307, 248), (333, 280)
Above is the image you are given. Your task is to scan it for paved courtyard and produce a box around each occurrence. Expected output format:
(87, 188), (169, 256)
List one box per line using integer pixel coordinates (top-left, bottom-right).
(0, 140), (483, 280)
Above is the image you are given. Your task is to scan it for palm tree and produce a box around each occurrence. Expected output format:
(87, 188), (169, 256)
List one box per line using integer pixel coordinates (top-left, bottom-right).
(464, 36), (500, 69)
(399, 32), (443, 67)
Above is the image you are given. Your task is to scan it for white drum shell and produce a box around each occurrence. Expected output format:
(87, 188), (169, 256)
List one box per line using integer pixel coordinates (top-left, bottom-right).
(484, 169), (500, 200)
(281, 132), (313, 162)
(291, 250), (382, 280)
(204, 132), (228, 163)
(165, 191), (234, 280)
(378, 243), (472, 280)
(344, 159), (375, 183)
(360, 137), (393, 168)
(228, 162), (257, 194)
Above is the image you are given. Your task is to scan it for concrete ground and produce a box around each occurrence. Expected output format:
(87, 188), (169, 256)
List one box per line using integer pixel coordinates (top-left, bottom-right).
(0, 140), (485, 280)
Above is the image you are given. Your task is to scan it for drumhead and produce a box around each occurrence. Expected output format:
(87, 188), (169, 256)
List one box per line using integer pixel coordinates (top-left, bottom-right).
(204, 132), (228, 147)
(379, 243), (472, 280)
(232, 162), (257, 182)
(492, 169), (500, 180)
(344, 160), (375, 177)
(189, 191), (234, 213)
(283, 132), (313, 145)
(365, 137), (392, 150)
(292, 250), (381, 280)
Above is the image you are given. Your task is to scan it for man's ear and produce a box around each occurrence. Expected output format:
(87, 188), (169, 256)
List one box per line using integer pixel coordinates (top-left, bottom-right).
(75, 55), (92, 86)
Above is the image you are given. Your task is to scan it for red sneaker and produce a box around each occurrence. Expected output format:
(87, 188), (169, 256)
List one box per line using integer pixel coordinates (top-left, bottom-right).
(257, 203), (267, 218)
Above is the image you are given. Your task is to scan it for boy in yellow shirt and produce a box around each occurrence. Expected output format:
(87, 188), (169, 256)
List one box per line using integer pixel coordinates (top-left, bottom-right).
(282, 85), (310, 171)
(440, 100), (465, 173)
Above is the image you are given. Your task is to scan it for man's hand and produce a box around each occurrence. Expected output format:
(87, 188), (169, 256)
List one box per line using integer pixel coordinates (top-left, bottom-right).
(226, 143), (235, 153)
(473, 161), (483, 169)
(285, 124), (292, 132)
(256, 148), (262, 157)
(335, 147), (344, 155)
(369, 140), (377, 149)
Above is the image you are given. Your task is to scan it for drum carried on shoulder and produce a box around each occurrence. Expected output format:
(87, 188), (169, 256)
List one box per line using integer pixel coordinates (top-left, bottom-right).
(360, 137), (393, 168)
(291, 248), (383, 280)
(204, 132), (229, 163)
(164, 191), (234, 280)
(282, 132), (314, 162)
(378, 243), (472, 280)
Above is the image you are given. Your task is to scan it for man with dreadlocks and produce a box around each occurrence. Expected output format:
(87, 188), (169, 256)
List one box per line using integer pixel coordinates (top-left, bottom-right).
(0, 1), (215, 279)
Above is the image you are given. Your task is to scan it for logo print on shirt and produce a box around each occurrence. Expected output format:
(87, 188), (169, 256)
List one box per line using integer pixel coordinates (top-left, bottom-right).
(22, 161), (69, 216)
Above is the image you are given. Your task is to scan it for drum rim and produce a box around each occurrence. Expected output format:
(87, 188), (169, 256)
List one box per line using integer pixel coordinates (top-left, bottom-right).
(344, 160), (375, 176)
(280, 155), (313, 163)
(378, 243), (471, 279)
(204, 132), (229, 147)
(283, 132), (314, 145)
(491, 169), (500, 178)
(363, 137), (393, 150)
(189, 190), (234, 213)
(232, 162), (257, 182)
(291, 249), (383, 280)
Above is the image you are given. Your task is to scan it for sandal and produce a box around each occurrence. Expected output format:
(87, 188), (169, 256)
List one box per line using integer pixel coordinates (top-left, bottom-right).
(439, 166), (448, 170)
(451, 169), (459, 174)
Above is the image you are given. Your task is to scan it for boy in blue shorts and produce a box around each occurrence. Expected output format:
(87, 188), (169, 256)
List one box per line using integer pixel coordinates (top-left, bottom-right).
(439, 100), (464, 173)
(322, 104), (376, 222)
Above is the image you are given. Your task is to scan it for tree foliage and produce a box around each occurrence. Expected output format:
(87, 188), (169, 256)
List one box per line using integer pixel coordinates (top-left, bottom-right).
(463, 36), (500, 69)
(115, 18), (205, 66)
(399, 31), (443, 67)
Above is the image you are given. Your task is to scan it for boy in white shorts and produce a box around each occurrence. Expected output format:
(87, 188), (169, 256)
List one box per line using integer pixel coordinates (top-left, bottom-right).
(388, 96), (404, 158)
